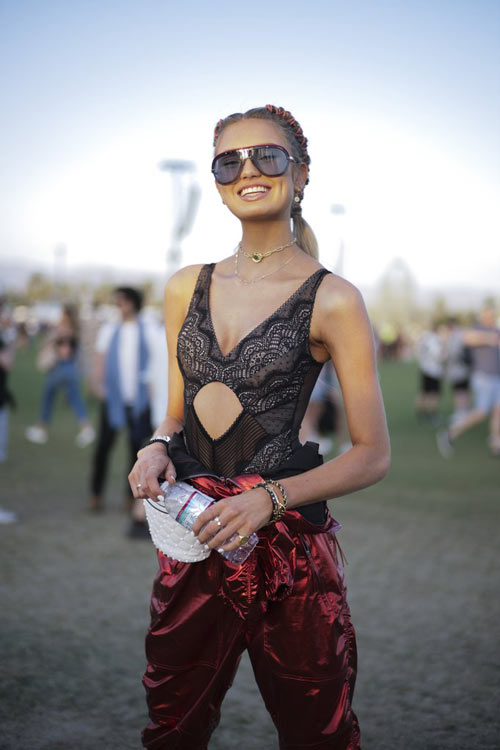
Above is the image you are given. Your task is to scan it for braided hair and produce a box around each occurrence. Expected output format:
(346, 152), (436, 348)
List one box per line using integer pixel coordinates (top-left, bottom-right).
(213, 105), (319, 259)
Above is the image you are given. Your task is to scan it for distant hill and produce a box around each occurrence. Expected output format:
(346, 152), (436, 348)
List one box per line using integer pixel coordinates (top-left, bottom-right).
(0, 256), (168, 296)
(1, 255), (496, 313)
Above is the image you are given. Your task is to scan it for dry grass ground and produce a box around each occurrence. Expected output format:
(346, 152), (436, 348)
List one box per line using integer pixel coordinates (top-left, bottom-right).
(1, 346), (499, 749)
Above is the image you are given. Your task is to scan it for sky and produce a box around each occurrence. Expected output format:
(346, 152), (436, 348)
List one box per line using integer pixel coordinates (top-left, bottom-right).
(1, 0), (499, 294)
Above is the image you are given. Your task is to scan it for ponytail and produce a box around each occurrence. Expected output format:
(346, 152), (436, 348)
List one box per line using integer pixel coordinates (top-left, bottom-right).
(292, 213), (319, 260)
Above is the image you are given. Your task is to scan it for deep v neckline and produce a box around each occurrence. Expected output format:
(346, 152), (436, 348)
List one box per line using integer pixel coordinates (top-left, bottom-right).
(206, 263), (324, 359)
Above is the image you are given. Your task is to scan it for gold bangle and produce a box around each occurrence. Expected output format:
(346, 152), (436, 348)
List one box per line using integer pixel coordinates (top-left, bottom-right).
(267, 479), (288, 510)
(253, 482), (282, 523)
(253, 481), (287, 523)
(269, 480), (287, 522)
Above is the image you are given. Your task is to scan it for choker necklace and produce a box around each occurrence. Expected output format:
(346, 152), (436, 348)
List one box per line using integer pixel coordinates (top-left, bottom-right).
(234, 246), (301, 285)
(240, 237), (296, 264)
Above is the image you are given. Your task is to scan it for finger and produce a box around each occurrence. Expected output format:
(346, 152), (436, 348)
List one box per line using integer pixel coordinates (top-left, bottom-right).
(192, 501), (231, 535)
(164, 459), (177, 485)
(128, 474), (136, 496)
(142, 472), (165, 501)
(218, 530), (251, 552)
(128, 471), (143, 499)
(197, 514), (226, 544)
(203, 517), (242, 550)
(132, 478), (148, 499)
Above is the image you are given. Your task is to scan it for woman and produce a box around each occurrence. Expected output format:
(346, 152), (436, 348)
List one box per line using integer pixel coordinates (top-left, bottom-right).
(414, 321), (446, 426)
(129, 105), (390, 749)
(25, 305), (95, 447)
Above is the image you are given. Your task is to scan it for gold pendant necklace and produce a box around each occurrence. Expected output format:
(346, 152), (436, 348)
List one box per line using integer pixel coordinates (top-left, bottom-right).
(234, 246), (301, 285)
(240, 237), (296, 263)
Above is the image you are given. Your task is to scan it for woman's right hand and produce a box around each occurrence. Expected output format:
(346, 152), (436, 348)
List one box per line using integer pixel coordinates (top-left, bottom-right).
(128, 444), (177, 502)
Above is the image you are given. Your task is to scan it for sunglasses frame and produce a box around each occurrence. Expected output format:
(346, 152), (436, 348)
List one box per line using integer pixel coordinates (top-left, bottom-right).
(211, 143), (296, 185)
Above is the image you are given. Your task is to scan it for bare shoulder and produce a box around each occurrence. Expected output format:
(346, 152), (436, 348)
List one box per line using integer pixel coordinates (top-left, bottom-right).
(164, 263), (205, 304)
(315, 272), (366, 319)
(309, 271), (375, 365)
(309, 272), (369, 360)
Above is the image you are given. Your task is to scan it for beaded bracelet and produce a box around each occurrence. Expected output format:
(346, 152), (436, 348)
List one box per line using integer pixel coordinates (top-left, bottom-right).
(267, 480), (287, 521)
(266, 479), (288, 511)
(254, 482), (280, 521)
(253, 481), (286, 523)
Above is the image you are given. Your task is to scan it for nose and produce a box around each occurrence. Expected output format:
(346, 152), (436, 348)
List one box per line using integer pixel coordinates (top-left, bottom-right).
(240, 155), (261, 178)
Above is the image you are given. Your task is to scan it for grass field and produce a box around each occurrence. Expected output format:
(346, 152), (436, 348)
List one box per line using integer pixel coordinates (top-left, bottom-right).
(1, 344), (499, 749)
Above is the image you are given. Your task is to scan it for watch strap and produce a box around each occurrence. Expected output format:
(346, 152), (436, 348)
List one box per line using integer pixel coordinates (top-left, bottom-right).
(149, 435), (171, 452)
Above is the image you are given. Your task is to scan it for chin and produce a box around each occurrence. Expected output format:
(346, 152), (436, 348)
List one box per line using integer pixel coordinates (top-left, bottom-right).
(227, 202), (290, 222)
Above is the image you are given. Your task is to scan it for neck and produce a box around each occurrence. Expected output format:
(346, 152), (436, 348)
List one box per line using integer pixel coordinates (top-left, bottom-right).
(239, 220), (294, 253)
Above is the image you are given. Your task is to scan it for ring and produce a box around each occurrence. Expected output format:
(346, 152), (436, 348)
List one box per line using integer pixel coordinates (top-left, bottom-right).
(136, 483), (142, 490)
(237, 533), (249, 546)
(214, 516), (222, 527)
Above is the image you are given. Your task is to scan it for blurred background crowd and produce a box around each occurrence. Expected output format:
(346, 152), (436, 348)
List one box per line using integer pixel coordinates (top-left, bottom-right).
(1, 275), (498, 530)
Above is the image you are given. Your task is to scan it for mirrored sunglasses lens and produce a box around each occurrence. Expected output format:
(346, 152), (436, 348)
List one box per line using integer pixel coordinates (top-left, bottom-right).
(214, 153), (241, 184)
(254, 146), (288, 176)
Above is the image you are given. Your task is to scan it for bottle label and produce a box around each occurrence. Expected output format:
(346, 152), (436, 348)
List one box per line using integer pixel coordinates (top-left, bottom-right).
(176, 490), (212, 529)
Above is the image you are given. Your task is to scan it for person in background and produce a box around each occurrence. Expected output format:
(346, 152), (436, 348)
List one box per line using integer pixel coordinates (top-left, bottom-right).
(0, 292), (16, 461)
(25, 305), (95, 448)
(437, 303), (500, 457)
(0, 291), (19, 525)
(89, 286), (158, 534)
(444, 316), (472, 426)
(300, 360), (351, 456)
(414, 321), (446, 426)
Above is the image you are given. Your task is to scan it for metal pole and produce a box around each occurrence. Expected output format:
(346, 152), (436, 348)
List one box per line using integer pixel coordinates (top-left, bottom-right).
(158, 159), (198, 277)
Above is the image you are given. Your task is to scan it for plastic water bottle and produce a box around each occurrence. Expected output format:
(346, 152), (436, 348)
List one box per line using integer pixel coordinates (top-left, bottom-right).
(160, 481), (258, 564)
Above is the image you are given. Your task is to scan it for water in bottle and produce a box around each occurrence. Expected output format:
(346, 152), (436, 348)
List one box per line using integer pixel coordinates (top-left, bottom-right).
(160, 481), (258, 564)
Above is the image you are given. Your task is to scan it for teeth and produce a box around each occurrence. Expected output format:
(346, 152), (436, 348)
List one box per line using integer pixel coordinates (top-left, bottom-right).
(241, 186), (268, 197)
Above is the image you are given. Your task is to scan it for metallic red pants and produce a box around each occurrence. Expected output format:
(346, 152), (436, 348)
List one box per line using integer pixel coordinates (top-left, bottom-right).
(142, 475), (361, 750)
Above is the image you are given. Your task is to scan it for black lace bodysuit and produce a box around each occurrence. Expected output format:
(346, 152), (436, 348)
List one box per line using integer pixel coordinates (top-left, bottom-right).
(177, 263), (331, 500)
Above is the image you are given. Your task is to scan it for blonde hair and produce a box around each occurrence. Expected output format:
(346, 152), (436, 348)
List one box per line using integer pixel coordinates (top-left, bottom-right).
(213, 105), (319, 259)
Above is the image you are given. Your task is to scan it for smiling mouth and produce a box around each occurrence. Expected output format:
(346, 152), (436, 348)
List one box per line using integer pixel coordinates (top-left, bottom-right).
(239, 185), (270, 198)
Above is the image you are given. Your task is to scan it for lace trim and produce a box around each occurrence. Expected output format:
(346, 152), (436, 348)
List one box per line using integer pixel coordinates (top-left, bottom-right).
(206, 265), (326, 360)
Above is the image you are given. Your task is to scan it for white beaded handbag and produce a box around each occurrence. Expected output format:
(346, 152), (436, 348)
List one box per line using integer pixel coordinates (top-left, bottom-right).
(143, 495), (212, 563)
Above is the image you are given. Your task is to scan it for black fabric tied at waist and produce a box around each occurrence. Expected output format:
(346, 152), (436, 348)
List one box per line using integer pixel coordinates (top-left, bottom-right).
(167, 429), (329, 524)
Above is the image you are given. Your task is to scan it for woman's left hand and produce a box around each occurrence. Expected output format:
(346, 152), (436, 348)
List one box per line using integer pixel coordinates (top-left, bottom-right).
(192, 486), (273, 552)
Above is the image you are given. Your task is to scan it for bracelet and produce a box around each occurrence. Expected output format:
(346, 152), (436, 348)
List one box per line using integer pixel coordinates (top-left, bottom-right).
(253, 481), (286, 523)
(266, 479), (288, 512)
(149, 435), (171, 452)
(268, 482), (287, 522)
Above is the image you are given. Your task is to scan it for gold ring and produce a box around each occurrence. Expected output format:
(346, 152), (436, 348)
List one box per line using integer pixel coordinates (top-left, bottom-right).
(214, 516), (222, 527)
(237, 533), (249, 546)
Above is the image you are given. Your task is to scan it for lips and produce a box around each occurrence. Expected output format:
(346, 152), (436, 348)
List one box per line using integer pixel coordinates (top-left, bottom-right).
(238, 184), (270, 199)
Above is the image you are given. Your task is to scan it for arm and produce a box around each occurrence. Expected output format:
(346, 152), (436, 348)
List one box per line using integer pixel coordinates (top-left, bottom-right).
(90, 323), (114, 398)
(195, 276), (390, 551)
(89, 351), (105, 398)
(128, 265), (202, 501)
(0, 336), (16, 370)
(462, 328), (499, 347)
(284, 278), (390, 502)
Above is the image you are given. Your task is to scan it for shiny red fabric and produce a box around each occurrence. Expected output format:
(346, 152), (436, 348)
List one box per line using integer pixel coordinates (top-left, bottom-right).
(142, 474), (361, 750)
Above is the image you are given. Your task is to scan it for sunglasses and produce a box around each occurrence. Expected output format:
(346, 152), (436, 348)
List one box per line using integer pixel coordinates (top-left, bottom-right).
(211, 144), (296, 185)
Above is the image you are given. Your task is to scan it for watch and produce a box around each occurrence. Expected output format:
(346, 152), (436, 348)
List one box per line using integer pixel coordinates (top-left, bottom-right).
(149, 435), (171, 452)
